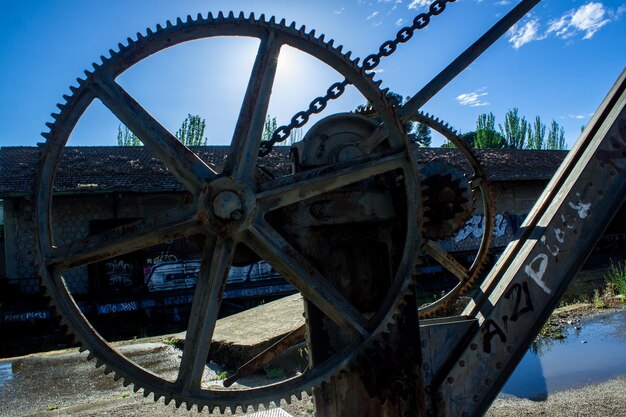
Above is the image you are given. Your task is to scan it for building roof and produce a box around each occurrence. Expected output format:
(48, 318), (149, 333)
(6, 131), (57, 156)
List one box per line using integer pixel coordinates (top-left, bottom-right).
(0, 145), (567, 197)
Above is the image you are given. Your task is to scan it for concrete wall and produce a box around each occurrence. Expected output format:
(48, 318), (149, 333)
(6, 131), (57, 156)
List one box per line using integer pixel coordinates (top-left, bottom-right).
(3, 192), (186, 295)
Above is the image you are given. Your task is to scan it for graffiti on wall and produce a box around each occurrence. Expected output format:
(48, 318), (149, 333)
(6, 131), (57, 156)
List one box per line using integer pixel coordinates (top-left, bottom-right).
(104, 259), (135, 287)
(455, 213), (514, 243)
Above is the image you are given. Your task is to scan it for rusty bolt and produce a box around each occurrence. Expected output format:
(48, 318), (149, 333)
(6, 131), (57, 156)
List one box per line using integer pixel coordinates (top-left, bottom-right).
(447, 377), (454, 384)
(473, 395), (480, 403)
(470, 343), (478, 351)
(495, 362), (502, 370)
(310, 202), (324, 218)
(484, 378), (492, 385)
(459, 360), (465, 367)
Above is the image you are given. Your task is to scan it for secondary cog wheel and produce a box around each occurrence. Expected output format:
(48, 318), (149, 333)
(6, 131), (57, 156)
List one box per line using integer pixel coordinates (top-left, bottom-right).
(34, 12), (420, 413)
(354, 106), (496, 317)
(412, 111), (496, 318)
(420, 161), (473, 240)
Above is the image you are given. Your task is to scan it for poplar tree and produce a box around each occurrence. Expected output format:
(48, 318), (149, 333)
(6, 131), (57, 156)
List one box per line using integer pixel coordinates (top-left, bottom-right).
(475, 113), (505, 148)
(547, 119), (566, 150)
(499, 108), (528, 149)
(176, 114), (207, 146)
(117, 124), (141, 146)
(527, 116), (546, 150)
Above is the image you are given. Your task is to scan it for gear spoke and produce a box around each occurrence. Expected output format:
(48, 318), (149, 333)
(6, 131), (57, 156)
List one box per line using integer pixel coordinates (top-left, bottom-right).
(246, 221), (369, 339)
(93, 75), (217, 194)
(224, 32), (282, 181)
(47, 204), (200, 271)
(423, 240), (469, 282)
(257, 151), (409, 212)
(176, 235), (235, 393)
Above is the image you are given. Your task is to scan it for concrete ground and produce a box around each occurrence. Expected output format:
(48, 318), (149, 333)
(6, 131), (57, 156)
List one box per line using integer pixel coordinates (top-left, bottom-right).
(1, 339), (625, 417)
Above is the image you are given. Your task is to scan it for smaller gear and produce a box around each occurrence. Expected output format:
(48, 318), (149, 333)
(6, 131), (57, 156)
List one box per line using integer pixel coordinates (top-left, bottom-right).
(420, 161), (473, 240)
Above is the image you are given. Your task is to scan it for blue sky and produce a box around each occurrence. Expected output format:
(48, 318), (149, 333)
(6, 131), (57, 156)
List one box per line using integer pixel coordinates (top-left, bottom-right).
(0, 0), (624, 148)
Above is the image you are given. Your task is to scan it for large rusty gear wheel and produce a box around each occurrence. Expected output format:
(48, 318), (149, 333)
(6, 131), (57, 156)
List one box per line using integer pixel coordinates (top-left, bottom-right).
(34, 12), (421, 413)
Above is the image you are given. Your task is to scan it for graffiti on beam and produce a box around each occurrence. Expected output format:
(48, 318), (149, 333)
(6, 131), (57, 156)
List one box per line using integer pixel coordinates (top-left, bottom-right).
(454, 213), (510, 243)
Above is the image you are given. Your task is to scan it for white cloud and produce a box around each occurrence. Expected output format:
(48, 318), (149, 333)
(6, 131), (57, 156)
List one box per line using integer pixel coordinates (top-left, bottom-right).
(366, 11), (379, 20)
(508, 18), (544, 49)
(495, 0), (511, 5)
(408, 0), (431, 10)
(548, 2), (611, 40)
(334, 7), (345, 15)
(567, 113), (592, 120)
(395, 17), (405, 26)
(456, 88), (490, 107)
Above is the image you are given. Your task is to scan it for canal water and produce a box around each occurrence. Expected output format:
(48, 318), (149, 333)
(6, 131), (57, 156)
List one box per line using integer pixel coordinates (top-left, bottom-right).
(500, 308), (626, 400)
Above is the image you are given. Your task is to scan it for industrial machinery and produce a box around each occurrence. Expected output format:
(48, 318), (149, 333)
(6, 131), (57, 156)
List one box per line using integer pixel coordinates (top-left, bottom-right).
(33, 0), (626, 415)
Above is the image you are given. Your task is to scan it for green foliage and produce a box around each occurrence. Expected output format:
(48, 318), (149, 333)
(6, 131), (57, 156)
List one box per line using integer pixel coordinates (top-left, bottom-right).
(527, 115), (546, 150)
(162, 336), (184, 349)
(606, 260), (626, 295)
(547, 119), (566, 150)
(214, 370), (229, 380)
(176, 114), (207, 146)
(117, 124), (141, 146)
(474, 113), (506, 149)
(262, 114), (278, 142)
(265, 367), (284, 379)
(410, 122), (432, 147)
(499, 108), (528, 149)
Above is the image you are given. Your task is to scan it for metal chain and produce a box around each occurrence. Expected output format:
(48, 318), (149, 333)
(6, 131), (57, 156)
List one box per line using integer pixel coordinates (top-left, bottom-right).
(259, 0), (455, 156)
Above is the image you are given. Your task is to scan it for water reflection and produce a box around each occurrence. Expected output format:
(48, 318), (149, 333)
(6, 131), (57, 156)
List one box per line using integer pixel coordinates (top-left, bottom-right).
(501, 309), (626, 400)
(0, 361), (13, 388)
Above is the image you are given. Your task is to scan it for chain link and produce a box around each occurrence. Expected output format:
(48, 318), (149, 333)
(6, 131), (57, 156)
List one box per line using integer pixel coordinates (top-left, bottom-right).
(259, 0), (455, 156)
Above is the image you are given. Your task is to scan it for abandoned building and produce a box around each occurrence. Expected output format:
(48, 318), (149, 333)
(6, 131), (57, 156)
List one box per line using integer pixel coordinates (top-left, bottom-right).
(0, 145), (624, 356)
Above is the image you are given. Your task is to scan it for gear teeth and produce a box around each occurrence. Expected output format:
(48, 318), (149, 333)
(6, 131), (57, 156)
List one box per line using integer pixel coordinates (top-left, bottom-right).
(143, 389), (151, 398)
(199, 12), (207, 21)
(327, 38), (334, 47)
(228, 11), (235, 19)
(230, 11), (238, 20)
(62, 94), (71, 102)
(86, 352), (95, 361)
(185, 15), (192, 23)
(45, 122), (55, 129)
(136, 31), (145, 40)
(51, 113), (60, 120)
(146, 27), (154, 36)
(166, 20), (173, 28)
(155, 23), (164, 32)
(130, 381), (139, 390)
(83, 68), (93, 77)
(279, 18), (286, 26)
(308, 29), (316, 38)
(269, 16), (276, 25)
(113, 372), (122, 381)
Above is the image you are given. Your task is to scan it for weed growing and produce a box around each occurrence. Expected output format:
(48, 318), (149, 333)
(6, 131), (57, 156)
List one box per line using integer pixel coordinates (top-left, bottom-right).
(606, 260), (626, 295)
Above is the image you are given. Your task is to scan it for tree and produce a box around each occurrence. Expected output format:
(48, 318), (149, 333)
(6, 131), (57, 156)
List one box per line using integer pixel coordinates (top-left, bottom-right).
(409, 122), (432, 147)
(527, 116), (546, 150)
(547, 119), (566, 150)
(117, 124), (141, 146)
(262, 114), (278, 142)
(499, 108), (528, 149)
(474, 113), (506, 148)
(176, 114), (207, 146)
